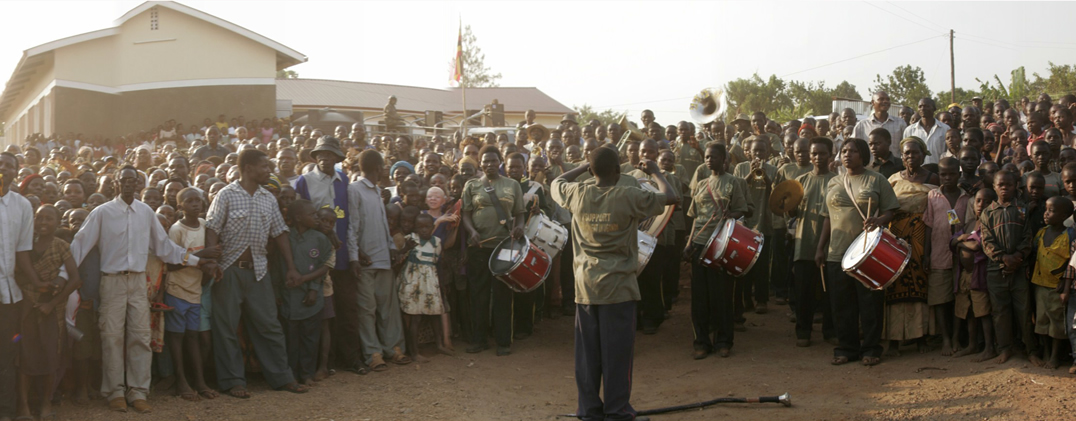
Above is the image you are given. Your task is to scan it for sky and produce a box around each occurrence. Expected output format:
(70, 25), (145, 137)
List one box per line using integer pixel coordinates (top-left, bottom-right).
(2, 0), (1075, 125)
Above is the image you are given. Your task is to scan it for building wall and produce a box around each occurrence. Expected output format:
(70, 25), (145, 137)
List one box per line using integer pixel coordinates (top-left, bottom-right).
(115, 84), (274, 136)
(53, 87), (117, 139)
(114, 6), (276, 86)
(53, 36), (116, 87)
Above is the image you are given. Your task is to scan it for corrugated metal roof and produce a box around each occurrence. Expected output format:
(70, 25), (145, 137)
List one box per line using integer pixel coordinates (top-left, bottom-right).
(275, 79), (573, 115)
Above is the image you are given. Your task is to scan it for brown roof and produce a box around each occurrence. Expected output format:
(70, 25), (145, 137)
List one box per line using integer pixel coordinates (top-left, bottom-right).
(275, 79), (573, 115)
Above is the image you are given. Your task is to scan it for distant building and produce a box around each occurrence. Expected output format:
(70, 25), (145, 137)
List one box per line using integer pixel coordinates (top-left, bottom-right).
(0, 1), (306, 143)
(276, 79), (574, 135)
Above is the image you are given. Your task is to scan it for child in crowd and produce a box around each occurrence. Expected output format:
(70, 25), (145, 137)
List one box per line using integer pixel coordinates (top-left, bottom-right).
(395, 205), (419, 251)
(923, 157), (967, 356)
(142, 186), (163, 211)
(164, 188), (221, 401)
(944, 128), (962, 159)
(156, 204), (176, 227)
(16, 205), (81, 420)
(280, 199), (332, 386)
(85, 192), (107, 210)
(314, 207), (339, 381)
(424, 187), (457, 354)
(952, 188), (996, 361)
(1028, 196), (1075, 369)
(1061, 163), (1076, 228)
(395, 213), (446, 361)
(979, 170), (1034, 364)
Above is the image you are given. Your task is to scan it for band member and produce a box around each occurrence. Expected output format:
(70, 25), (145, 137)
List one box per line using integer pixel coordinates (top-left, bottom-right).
(628, 139), (681, 333)
(553, 146), (677, 421)
(792, 138), (836, 346)
(461, 146), (525, 356)
(505, 152), (552, 338)
(732, 136), (779, 319)
(772, 137), (814, 306)
(817, 138), (899, 366)
(685, 143), (748, 359)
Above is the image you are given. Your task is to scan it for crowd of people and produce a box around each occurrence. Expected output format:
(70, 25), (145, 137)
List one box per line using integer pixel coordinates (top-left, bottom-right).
(1, 91), (1076, 420)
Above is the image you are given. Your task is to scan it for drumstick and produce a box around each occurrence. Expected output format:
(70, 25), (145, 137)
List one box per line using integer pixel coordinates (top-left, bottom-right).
(819, 266), (826, 292)
(863, 197), (872, 254)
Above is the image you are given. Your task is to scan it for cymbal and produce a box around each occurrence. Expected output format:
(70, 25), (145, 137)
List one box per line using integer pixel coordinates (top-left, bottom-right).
(769, 179), (804, 215)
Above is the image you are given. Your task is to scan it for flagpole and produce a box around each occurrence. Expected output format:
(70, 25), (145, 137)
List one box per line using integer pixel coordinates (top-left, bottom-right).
(458, 16), (467, 141)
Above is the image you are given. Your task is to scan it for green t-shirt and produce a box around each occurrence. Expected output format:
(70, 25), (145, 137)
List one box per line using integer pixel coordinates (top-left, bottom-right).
(732, 161), (779, 232)
(281, 228), (332, 321)
(687, 173), (749, 245)
(462, 176), (525, 249)
(675, 141), (704, 176)
(665, 164), (690, 231)
(794, 171), (836, 261)
(552, 178), (666, 305)
(822, 170), (901, 262)
(773, 162), (814, 230)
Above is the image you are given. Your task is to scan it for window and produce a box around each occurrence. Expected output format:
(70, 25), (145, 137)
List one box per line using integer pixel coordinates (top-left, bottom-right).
(150, 7), (158, 30)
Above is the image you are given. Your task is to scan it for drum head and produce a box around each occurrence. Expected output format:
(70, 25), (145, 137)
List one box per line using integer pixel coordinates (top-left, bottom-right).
(489, 237), (528, 275)
(709, 219), (736, 257)
(841, 229), (881, 270)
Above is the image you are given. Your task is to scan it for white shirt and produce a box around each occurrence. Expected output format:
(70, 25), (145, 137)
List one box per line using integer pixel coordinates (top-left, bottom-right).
(70, 197), (198, 273)
(0, 191), (34, 304)
(904, 119), (950, 165)
(853, 113), (908, 159)
(301, 169), (341, 210)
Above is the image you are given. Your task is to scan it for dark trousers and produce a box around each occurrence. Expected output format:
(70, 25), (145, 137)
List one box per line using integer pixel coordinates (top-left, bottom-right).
(747, 232), (772, 305)
(513, 289), (536, 335)
(211, 266), (294, 390)
(662, 231), (686, 307)
(690, 260), (735, 351)
(575, 301), (637, 421)
(285, 313), (321, 382)
(467, 247), (513, 347)
(560, 232), (576, 307)
(331, 268), (361, 368)
(638, 245), (666, 326)
(771, 233), (789, 299)
(793, 261), (834, 340)
(986, 267), (1030, 352)
(0, 302), (22, 418)
(826, 263), (885, 359)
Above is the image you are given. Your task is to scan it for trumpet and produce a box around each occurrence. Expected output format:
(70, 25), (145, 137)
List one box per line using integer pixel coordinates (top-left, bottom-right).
(751, 158), (766, 179)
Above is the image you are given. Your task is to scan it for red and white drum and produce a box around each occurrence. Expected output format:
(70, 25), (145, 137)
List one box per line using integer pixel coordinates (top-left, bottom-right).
(489, 236), (552, 293)
(524, 213), (568, 259)
(699, 219), (765, 277)
(636, 231), (658, 275)
(841, 228), (911, 290)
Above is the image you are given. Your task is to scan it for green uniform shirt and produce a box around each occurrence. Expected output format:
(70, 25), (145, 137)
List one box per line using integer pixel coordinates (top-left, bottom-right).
(674, 141), (705, 177)
(794, 171), (836, 261)
(732, 161), (779, 232)
(620, 162), (638, 174)
(665, 164), (690, 232)
(552, 178), (666, 305)
(687, 173), (749, 245)
(280, 228), (332, 321)
(822, 170), (900, 262)
(773, 162), (814, 230)
(462, 176), (525, 249)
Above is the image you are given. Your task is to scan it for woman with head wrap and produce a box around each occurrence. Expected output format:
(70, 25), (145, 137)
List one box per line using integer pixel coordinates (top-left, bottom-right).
(883, 136), (941, 358)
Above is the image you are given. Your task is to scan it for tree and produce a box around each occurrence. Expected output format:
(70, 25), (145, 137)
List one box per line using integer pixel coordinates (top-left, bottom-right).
(870, 65), (932, 107)
(725, 73), (791, 118)
(1031, 62), (1076, 98)
(453, 25), (502, 88)
(933, 87), (978, 107)
(276, 69), (299, 79)
(573, 104), (621, 127)
(831, 81), (862, 100)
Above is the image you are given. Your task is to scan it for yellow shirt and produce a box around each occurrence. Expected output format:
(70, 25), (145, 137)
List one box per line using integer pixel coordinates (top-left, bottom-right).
(1031, 227), (1070, 288)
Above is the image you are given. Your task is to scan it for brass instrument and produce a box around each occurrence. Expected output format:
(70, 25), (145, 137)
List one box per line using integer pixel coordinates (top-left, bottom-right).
(689, 88), (725, 125)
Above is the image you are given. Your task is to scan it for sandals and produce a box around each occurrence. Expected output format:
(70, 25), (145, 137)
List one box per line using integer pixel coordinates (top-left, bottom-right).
(831, 356), (850, 365)
(198, 389), (219, 400)
(370, 353), (389, 372)
(861, 356), (881, 366)
(227, 386), (251, 399)
(391, 347), (413, 365)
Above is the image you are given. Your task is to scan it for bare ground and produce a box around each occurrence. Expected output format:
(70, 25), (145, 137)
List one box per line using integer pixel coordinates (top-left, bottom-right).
(59, 276), (1075, 421)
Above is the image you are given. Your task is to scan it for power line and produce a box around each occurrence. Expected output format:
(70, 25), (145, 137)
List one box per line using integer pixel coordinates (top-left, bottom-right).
(861, 1), (939, 33)
(780, 34), (947, 78)
(884, 1), (947, 32)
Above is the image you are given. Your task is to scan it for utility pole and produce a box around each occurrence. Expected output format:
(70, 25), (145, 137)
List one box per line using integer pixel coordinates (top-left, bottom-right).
(950, 29), (955, 104)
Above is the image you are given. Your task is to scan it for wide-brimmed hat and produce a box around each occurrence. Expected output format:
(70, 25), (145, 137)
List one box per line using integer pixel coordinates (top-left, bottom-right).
(312, 136), (346, 160)
(526, 124), (551, 143)
(561, 113), (578, 125)
(733, 113), (750, 123)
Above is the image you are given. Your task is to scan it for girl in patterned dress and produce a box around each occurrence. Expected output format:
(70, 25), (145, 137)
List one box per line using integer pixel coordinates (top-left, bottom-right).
(395, 213), (446, 360)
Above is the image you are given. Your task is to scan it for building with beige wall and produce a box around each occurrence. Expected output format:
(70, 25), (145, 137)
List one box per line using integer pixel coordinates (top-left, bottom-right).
(0, 1), (305, 145)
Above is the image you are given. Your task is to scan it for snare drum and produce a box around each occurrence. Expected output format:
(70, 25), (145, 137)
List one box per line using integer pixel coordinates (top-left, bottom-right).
(699, 219), (764, 277)
(488, 236), (552, 293)
(524, 213), (568, 258)
(841, 228), (911, 290)
(637, 231), (658, 275)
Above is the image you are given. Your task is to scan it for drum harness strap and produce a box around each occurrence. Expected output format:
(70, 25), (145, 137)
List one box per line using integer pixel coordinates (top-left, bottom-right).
(687, 181), (728, 246)
(842, 174), (870, 221)
(483, 177), (513, 228)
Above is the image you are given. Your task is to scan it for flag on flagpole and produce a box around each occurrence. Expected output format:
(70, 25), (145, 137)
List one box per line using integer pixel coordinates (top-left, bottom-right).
(453, 21), (463, 83)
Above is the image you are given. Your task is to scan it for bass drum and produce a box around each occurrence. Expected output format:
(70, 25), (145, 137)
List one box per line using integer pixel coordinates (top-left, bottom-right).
(637, 231), (658, 275)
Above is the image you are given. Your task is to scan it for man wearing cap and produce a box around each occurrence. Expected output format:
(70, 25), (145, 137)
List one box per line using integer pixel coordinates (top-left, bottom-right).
(853, 91), (908, 159)
(293, 136), (361, 372)
(562, 113), (579, 128)
(904, 98), (949, 164)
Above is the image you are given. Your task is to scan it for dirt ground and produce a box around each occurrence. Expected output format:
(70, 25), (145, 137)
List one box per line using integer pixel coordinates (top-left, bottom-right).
(60, 272), (1075, 421)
